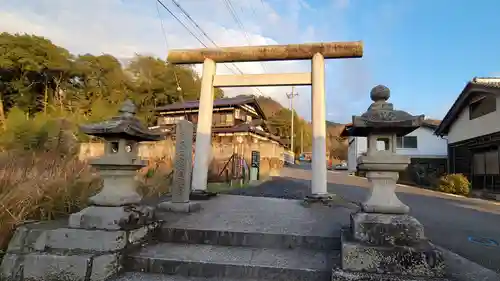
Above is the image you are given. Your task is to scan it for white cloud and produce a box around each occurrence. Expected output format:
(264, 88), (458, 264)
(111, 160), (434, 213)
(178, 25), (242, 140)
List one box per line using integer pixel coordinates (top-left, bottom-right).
(0, 0), (368, 122)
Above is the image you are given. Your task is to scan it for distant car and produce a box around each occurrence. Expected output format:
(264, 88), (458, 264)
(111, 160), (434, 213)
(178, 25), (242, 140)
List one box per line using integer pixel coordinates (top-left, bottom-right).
(334, 163), (348, 170)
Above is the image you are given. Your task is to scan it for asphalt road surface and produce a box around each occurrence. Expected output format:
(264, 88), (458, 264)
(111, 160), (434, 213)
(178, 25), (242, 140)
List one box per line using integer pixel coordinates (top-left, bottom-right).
(225, 165), (500, 273)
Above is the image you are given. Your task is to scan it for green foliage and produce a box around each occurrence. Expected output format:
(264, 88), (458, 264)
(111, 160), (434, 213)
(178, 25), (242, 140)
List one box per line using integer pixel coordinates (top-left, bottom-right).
(0, 107), (79, 154)
(0, 32), (229, 150)
(436, 173), (470, 196)
(0, 32), (225, 129)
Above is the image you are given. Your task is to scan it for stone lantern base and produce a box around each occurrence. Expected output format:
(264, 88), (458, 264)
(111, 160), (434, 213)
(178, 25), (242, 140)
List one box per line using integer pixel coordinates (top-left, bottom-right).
(69, 204), (154, 230)
(338, 212), (447, 279)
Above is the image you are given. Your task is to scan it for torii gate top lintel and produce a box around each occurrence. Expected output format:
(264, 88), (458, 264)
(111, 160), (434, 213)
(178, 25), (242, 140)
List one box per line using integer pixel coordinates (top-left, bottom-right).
(167, 41), (363, 64)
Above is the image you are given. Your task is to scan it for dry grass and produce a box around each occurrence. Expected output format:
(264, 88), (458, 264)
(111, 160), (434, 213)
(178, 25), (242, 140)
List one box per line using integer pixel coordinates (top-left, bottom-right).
(137, 157), (172, 198)
(0, 151), (100, 253)
(0, 151), (172, 258)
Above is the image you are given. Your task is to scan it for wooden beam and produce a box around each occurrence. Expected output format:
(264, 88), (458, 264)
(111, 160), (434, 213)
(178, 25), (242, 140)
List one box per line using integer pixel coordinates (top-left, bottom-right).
(213, 73), (311, 87)
(167, 41), (363, 64)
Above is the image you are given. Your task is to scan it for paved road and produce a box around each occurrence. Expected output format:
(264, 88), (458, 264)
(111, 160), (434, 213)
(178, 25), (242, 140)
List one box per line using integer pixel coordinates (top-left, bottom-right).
(226, 166), (500, 273)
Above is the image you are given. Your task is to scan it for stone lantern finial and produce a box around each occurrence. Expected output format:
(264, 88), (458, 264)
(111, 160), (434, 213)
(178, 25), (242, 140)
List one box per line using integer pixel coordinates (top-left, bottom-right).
(119, 99), (137, 117)
(370, 84), (390, 102)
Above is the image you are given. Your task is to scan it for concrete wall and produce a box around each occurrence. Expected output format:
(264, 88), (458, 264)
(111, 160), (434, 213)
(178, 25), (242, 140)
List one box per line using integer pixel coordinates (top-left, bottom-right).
(79, 134), (284, 174)
(347, 127), (448, 173)
(347, 136), (366, 172)
(448, 94), (500, 144)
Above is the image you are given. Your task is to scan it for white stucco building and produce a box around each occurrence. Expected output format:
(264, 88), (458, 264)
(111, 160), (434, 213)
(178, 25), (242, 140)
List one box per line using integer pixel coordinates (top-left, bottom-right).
(342, 121), (447, 173)
(435, 77), (500, 195)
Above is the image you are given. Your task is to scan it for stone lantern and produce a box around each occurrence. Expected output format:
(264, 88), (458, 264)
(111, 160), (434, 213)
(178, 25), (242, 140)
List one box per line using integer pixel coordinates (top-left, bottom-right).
(69, 99), (163, 230)
(338, 85), (447, 279)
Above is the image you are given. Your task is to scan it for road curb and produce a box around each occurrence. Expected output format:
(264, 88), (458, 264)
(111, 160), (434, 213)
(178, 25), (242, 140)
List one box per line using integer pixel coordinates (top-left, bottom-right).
(347, 174), (500, 206)
(436, 245), (500, 281)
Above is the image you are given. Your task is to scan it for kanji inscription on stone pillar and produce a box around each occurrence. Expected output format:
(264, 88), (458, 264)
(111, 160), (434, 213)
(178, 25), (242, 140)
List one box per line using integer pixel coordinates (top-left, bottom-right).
(171, 120), (194, 203)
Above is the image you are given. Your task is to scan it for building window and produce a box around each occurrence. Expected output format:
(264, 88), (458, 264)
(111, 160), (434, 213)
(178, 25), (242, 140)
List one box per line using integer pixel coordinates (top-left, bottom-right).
(158, 116), (184, 125)
(189, 114), (198, 123)
(473, 152), (486, 175)
(469, 95), (496, 120)
(396, 136), (418, 149)
(485, 150), (499, 175)
(212, 113), (234, 126)
(234, 108), (246, 121)
(473, 148), (499, 175)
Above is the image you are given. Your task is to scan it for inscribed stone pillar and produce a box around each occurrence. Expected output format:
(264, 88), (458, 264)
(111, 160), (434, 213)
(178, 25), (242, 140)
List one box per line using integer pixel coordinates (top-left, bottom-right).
(158, 120), (201, 212)
(171, 120), (193, 203)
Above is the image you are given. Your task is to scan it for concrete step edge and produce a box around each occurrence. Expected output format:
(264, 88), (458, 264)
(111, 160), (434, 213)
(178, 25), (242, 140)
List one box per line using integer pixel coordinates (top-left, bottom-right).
(125, 242), (336, 280)
(110, 272), (265, 281)
(159, 227), (340, 250)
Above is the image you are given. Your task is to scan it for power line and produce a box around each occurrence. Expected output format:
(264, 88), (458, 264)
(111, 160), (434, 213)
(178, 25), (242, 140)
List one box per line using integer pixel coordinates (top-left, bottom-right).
(223, 0), (251, 45)
(155, 0), (208, 48)
(167, 0), (240, 75)
(155, 0), (169, 49)
(154, 1), (183, 97)
(165, 0), (264, 96)
(169, 0), (217, 48)
(222, 0), (268, 74)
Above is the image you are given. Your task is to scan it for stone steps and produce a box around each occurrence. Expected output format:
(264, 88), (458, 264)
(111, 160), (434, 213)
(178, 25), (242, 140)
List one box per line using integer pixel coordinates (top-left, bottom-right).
(159, 226), (339, 251)
(124, 242), (338, 281)
(112, 272), (262, 281)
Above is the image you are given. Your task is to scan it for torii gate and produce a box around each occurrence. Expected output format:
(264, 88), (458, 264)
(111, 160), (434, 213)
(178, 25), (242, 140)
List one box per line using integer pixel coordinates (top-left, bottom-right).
(167, 41), (363, 198)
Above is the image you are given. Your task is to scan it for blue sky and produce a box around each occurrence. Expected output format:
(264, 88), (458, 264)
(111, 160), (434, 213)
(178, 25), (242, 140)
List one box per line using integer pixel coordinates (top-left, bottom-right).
(315, 0), (500, 121)
(1, 0), (499, 123)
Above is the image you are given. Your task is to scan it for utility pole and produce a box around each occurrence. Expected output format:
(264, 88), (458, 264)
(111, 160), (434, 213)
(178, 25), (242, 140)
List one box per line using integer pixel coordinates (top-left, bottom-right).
(300, 128), (304, 154)
(286, 86), (299, 153)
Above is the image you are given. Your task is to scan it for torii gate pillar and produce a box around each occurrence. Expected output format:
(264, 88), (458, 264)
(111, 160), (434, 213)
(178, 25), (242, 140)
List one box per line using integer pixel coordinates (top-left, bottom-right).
(167, 41), (363, 200)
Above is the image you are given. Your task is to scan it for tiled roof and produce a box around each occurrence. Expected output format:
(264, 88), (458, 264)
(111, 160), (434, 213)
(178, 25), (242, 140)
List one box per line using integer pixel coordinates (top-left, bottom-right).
(154, 95), (267, 120)
(422, 119), (441, 129)
(155, 95), (258, 111)
(471, 77), (500, 88)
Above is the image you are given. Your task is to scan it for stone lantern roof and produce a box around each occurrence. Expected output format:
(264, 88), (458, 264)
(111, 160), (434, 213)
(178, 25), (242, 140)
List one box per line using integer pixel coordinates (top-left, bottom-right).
(349, 85), (425, 137)
(80, 99), (164, 141)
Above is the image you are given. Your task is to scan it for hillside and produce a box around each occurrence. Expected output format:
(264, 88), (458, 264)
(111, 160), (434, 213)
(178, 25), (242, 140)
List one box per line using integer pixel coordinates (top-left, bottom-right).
(256, 96), (348, 160)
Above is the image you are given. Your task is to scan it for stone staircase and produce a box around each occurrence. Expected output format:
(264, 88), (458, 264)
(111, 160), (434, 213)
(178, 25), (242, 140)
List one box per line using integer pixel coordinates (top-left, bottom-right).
(116, 223), (341, 281)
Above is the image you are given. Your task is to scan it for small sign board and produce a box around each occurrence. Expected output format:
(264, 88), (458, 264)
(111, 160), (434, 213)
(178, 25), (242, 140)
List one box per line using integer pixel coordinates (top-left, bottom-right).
(251, 151), (260, 181)
(251, 151), (260, 168)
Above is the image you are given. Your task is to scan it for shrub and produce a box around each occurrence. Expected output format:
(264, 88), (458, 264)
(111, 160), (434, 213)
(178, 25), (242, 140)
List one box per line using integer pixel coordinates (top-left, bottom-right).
(0, 107), (79, 155)
(436, 173), (470, 196)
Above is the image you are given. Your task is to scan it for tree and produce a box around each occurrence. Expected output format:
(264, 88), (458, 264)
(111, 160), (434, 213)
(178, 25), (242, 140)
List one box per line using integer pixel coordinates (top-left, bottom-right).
(0, 32), (73, 117)
(0, 32), (225, 129)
